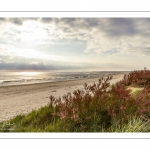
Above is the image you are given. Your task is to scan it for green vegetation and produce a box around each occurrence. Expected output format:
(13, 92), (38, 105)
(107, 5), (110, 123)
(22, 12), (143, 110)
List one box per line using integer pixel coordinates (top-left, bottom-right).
(1, 68), (150, 132)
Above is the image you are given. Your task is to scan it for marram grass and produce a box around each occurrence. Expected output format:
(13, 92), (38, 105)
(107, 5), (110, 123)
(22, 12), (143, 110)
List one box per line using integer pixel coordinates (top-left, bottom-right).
(109, 117), (150, 132)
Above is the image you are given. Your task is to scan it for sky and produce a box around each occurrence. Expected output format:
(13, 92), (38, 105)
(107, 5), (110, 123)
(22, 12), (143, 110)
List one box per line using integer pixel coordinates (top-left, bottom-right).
(0, 18), (150, 71)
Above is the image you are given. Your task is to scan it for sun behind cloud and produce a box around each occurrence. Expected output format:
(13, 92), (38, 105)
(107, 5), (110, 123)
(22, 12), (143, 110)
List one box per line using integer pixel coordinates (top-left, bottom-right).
(0, 18), (150, 71)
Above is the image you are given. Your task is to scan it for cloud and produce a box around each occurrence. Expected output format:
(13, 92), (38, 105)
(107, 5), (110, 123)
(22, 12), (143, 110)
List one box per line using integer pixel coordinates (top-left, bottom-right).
(1, 18), (150, 70)
(102, 18), (137, 37)
(44, 18), (150, 56)
(40, 18), (53, 23)
(9, 18), (23, 26)
(0, 61), (88, 70)
(0, 18), (5, 21)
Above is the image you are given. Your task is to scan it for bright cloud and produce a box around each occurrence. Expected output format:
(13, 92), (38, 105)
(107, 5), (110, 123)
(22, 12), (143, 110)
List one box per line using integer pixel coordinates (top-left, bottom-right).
(0, 18), (150, 70)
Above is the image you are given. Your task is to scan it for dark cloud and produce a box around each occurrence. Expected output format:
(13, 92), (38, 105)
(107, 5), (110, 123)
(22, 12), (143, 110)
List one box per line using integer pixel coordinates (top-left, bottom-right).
(0, 63), (51, 70)
(39, 18), (144, 39)
(57, 18), (100, 31)
(40, 18), (53, 23)
(59, 18), (77, 28)
(12, 18), (39, 25)
(84, 18), (100, 27)
(40, 18), (100, 32)
(0, 18), (5, 21)
(0, 18), (6, 25)
(0, 18), (38, 26)
(0, 62), (86, 70)
(60, 18), (100, 28)
(104, 18), (137, 37)
(9, 18), (24, 26)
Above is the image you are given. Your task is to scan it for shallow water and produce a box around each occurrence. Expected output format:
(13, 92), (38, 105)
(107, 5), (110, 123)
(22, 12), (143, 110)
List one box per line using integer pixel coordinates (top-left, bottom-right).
(0, 70), (128, 86)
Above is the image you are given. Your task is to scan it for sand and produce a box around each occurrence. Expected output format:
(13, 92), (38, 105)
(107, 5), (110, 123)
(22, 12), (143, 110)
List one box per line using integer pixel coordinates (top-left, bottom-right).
(0, 74), (124, 122)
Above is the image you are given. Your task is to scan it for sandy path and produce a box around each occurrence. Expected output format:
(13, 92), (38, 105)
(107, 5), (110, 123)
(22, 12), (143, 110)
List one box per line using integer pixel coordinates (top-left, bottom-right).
(0, 74), (124, 121)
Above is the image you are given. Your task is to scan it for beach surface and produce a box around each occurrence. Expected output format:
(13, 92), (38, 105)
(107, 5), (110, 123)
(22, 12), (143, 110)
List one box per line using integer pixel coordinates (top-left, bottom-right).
(0, 74), (124, 121)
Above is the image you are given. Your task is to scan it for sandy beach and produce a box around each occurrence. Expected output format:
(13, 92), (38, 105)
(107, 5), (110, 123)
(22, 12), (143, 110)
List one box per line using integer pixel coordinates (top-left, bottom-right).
(0, 74), (124, 122)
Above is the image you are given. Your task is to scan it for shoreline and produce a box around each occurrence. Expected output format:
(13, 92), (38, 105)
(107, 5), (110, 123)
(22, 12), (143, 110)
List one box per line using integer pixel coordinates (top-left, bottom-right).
(0, 76), (112, 88)
(0, 74), (125, 122)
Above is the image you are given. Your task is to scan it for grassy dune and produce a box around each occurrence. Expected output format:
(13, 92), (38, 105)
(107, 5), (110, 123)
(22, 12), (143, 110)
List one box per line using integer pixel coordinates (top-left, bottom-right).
(1, 68), (150, 132)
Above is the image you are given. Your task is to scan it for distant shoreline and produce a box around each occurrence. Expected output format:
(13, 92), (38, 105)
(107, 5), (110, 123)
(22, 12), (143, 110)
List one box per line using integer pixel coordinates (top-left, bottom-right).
(0, 73), (125, 122)
(0, 70), (129, 87)
(0, 72), (127, 88)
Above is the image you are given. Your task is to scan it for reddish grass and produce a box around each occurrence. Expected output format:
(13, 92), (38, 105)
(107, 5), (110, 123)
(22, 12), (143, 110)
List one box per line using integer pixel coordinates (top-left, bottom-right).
(48, 68), (150, 131)
(121, 67), (150, 88)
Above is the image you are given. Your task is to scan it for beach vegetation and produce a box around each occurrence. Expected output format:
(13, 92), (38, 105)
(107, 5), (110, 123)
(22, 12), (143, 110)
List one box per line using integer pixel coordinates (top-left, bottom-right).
(1, 68), (150, 132)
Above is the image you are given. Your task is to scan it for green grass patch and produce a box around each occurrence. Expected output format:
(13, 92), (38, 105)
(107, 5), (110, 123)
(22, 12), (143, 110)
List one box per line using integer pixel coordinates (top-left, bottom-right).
(127, 87), (143, 98)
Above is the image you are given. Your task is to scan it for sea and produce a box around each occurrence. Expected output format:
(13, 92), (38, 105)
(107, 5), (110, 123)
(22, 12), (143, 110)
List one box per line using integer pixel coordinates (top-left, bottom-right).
(0, 70), (129, 86)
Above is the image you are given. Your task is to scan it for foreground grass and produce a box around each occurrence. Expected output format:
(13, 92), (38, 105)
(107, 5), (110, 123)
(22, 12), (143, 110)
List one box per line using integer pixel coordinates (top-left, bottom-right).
(0, 87), (149, 132)
(1, 69), (150, 132)
(1, 105), (150, 132)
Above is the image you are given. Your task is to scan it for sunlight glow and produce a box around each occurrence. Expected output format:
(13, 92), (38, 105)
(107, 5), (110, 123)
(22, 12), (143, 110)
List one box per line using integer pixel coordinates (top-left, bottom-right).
(19, 21), (49, 41)
(17, 20), (56, 43)
(18, 71), (41, 76)
(9, 48), (64, 61)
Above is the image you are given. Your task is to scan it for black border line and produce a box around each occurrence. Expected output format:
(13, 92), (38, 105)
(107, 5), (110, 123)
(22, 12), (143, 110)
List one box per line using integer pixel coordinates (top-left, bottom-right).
(0, 11), (150, 139)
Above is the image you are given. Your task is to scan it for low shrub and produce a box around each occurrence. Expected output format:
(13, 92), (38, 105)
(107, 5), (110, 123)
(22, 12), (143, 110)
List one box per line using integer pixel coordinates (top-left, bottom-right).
(121, 67), (150, 88)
